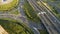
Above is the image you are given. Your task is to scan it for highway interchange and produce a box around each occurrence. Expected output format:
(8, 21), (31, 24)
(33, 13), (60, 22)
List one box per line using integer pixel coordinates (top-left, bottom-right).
(27, 0), (60, 34)
(0, 0), (60, 34)
(0, 0), (41, 34)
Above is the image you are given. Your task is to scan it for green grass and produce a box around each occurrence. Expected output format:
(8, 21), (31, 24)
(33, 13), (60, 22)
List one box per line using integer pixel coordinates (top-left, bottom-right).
(52, 7), (60, 18)
(48, 5), (60, 19)
(0, 0), (19, 11)
(38, 29), (48, 34)
(23, 0), (41, 22)
(42, 0), (57, 2)
(9, 9), (20, 15)
(40, 2), (60, 19)
(0, 18), (17, 22)
(0, 19), (34, 34)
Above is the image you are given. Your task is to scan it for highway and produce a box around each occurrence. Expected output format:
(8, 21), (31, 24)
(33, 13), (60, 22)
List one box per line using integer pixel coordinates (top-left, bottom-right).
(0, 0), (40, 34)
(18, 0), (40, 34)
(0, 0), (60, 34)
(0, 13), (40, 34)
(27, 0), (60, 34)
(38, 0), (60, 32)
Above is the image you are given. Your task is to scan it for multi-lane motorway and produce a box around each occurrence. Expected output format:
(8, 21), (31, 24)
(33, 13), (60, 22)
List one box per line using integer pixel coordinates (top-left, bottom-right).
(0, 0), (41, 34)
(27, 0), (60, 34)
(19, 0), (41, 34)
(0, 0), (60, 34)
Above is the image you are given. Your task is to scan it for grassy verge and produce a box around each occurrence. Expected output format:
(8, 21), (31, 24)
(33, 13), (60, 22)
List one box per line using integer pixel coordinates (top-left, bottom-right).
(9, 9), (20, 15)
(23, 0), (41, 22)
(42, 0), (57, 2)
(38, 1), (60, 19)
(0, 19), (34, 34)
(46, 4), (60, 19)
(52, 6), (60, 18)
(0, 0), (19, 11)
(0, 18), (17, 22)
(38, 29), (49, 34)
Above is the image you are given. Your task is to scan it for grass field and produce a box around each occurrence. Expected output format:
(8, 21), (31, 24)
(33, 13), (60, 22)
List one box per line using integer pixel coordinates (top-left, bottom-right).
(45, 4), (60, 19)
(38, 29), (49, 34)
(9, 9), (20, 15)
(23, 0), (41, 22)
(0, 19), (34, 34)
(0, 0), (19, 11)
